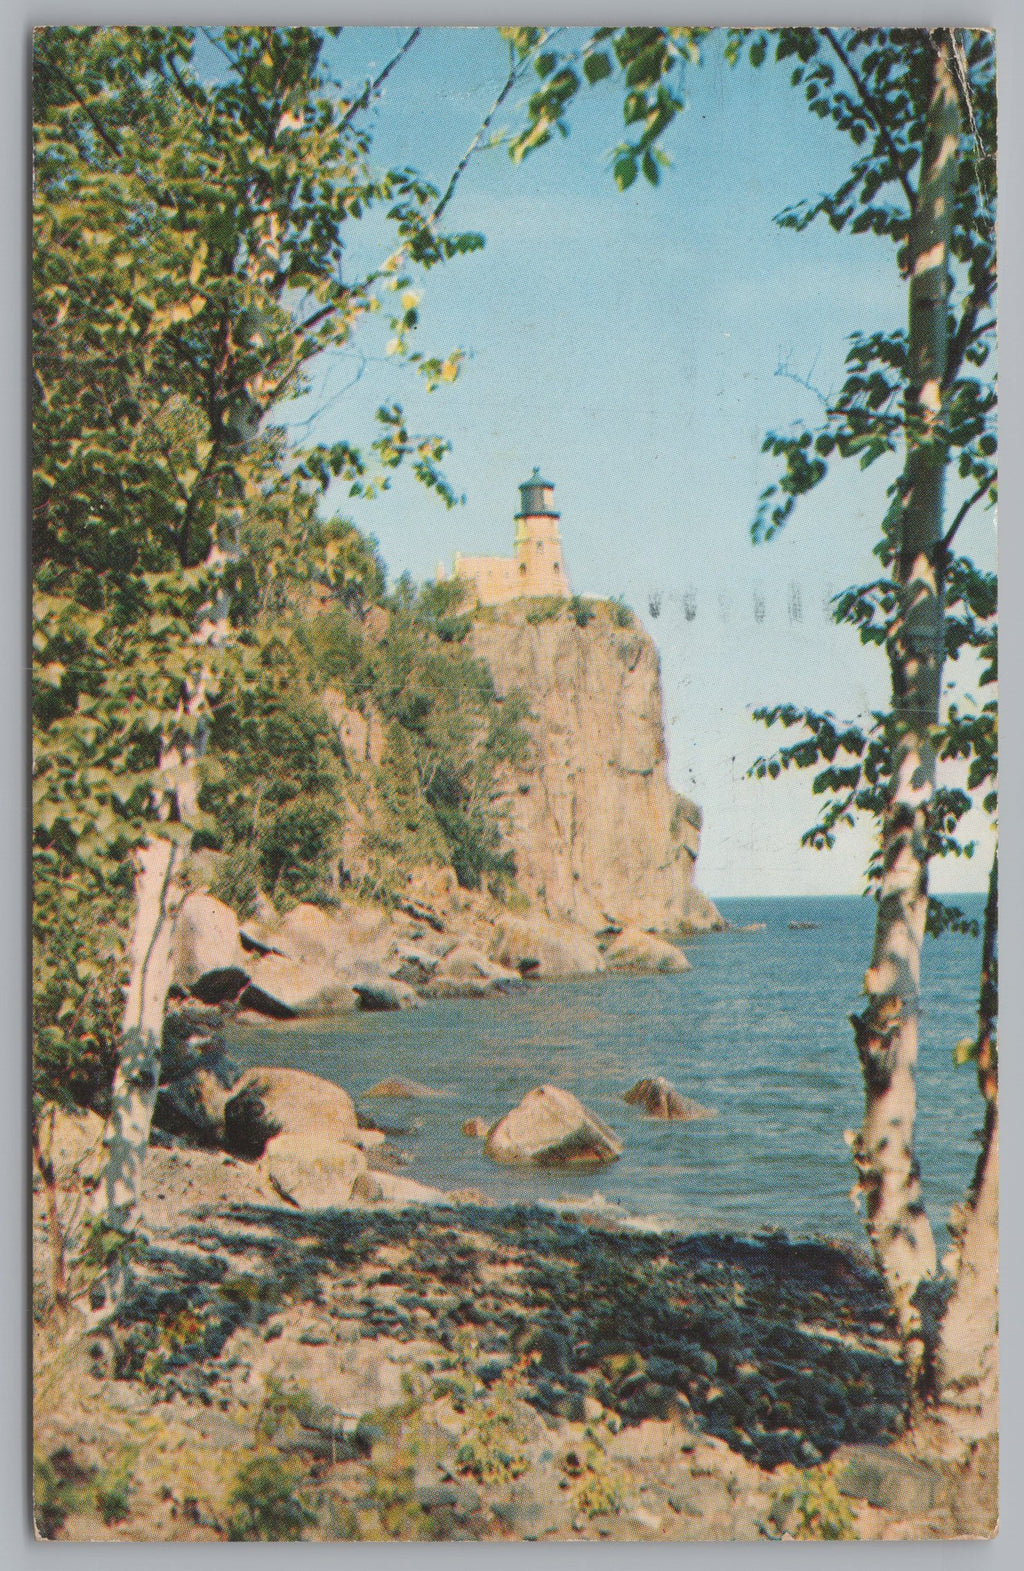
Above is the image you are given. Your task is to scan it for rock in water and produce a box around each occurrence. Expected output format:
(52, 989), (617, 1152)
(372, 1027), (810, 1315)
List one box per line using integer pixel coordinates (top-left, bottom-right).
(224, 1067), (359, 1159)
(462, 1116), (491, 1139)
(425, 942), (522, 998)
(485, 1085), (623, 1166)
(624, 1077), (715, 1121)
(352, 974), (421, 1011)
(171, 892), (250, 1004)
(489, 913), (605, 978)
(604, 926), (690, 973)
(239, 954), (358, 1019)
(364, 1077), (443, 1100)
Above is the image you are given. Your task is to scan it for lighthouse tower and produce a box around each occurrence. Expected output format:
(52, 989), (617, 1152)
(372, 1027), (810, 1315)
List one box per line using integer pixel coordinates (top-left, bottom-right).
(513, 469), (571, 598)
(453, 469), (573, 605)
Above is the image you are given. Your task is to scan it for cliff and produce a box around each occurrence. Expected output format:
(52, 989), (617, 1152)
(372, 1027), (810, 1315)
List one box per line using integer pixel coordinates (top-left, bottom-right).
(468, 602), (720, 935)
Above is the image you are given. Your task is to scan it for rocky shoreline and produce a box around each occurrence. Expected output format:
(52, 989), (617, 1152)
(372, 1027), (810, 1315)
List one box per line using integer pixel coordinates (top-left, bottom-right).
(33, 1133), (996, 1541)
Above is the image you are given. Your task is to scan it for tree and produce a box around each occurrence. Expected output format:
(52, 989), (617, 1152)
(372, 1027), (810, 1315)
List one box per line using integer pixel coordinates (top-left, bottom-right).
(32, 23), (507, 1299)
(505, 25), (997, 1445)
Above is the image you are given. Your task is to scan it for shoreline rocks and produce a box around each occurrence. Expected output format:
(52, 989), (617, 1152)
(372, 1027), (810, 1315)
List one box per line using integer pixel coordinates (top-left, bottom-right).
(603, 926), (690, 974)
(624, 1077), (716, 1122)
(224, 1067), (360, 1159)
(485, 1085), (624, 1168)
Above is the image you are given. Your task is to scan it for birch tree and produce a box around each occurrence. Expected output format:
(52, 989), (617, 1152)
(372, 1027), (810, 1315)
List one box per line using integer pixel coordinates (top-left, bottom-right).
(506, 25), (997, 1442)
(32, 24), (505, 1297)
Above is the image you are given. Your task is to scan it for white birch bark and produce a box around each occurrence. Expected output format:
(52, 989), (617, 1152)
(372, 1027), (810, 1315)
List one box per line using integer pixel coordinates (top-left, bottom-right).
(931, 851), (998, 1443)
(848, 39), (961, 1383)
(100, 521), (237, 1286)
(102, 835), (183, 1245)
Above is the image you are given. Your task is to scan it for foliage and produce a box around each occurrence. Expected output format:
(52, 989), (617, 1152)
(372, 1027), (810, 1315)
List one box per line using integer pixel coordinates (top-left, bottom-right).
(569, 594), (595, 627)
(441, 1335), (533, 1486)
(227, 1451), (315, 1541)
(95, 1460), (133, 1526)
(33, 24), (485, 1116)
(560, 1429), (624, 1519)
(524, 595), (565, 625)
(771, 1461), (858, 1540)
(198, 633), (348, 908)
(34, 1449), (91, 1539)
(739, 30), (997, 928)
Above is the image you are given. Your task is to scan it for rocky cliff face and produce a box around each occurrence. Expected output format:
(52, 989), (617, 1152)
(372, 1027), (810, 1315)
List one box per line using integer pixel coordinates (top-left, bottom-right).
(469, 603), (720, 934)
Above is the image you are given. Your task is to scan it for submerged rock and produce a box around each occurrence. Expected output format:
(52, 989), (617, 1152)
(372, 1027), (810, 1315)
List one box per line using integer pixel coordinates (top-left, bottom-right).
(364, 1077), (443, 1100)
(485, 1084), (623, 1167)
(624, 1077), (716, 1121)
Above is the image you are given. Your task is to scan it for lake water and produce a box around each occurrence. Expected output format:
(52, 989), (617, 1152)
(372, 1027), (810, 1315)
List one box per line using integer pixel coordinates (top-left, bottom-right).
(228, 894), (986, 1247)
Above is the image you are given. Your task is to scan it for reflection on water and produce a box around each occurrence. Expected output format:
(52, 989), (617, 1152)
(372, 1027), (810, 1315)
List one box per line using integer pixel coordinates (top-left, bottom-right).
(228, 895), (984, 1244)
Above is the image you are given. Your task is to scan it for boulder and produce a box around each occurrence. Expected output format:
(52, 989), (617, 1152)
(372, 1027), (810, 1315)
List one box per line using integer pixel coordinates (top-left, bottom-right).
(364, 1077), (442, 1100)
(462, 1117), (491, 1139)
(624, 1077), (715, 1121)
(604, 926), (690, 973)
(424, 942), (522, 998)
(275, 903), (356, 972)
(154, 1067), (236, 1147)
(388, 942), (444, 988)
(160, 1003), (229, 1081)
(485, 1085), (623, 1167)
(33, 1104), (106, 1190)
(172, 892), (250, 1004)
(352, 1170), (451, 1207)
(489, 914), (605, 978)
(224, 1067), (360, 1159)
(352, 974), (421, 1011)
(262, 1130), (367, 1209)
(239, 954), (358, 1019)
(835, 1444), (940, 1515)
(350, 1127), (387, 1152)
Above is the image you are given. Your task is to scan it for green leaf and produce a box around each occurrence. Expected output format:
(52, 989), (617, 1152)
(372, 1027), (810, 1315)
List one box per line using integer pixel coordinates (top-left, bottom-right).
(613, 153), (637, 191)
(583, 52), (613, 85)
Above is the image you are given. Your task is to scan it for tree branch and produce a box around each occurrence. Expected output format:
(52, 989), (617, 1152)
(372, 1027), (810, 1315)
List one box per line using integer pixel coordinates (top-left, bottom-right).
(37, 52), (123, 157)
(338, 28), (422, 137)
(940, 475), (994, 556)
(432, 39), (529, 225)
(822, 27), (917, 213)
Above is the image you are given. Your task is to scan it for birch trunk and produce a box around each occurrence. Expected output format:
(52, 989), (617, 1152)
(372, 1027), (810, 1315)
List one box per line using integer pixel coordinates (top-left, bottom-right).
(847, 39), (961, 1385)
(101, 836), (183, 1269)
(99, 525), (236, 1293)
(931, 852), (998, 1443)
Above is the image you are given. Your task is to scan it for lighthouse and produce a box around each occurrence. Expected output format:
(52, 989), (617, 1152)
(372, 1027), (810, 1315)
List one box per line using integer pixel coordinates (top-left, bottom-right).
(513, 469), (571, 598)
(454, 469), (573, 606)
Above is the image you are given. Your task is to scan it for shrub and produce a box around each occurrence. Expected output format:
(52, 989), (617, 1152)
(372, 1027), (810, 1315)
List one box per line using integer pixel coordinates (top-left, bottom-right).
(524, 595), (564, 625)
(569, 595), (595, 627)
(227, 1452), (315, 1541)
(771, 1462), (858, 1540)
(610, 596), (634, 628)
(95, 1462), (132, 1526)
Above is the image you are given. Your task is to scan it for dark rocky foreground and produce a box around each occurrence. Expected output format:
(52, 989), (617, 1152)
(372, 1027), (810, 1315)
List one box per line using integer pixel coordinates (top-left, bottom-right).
(33, 1147), (996, 1541)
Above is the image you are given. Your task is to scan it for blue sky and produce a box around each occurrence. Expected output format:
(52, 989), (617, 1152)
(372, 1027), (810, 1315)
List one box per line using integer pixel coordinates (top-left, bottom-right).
(277, 27), (995, 900)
